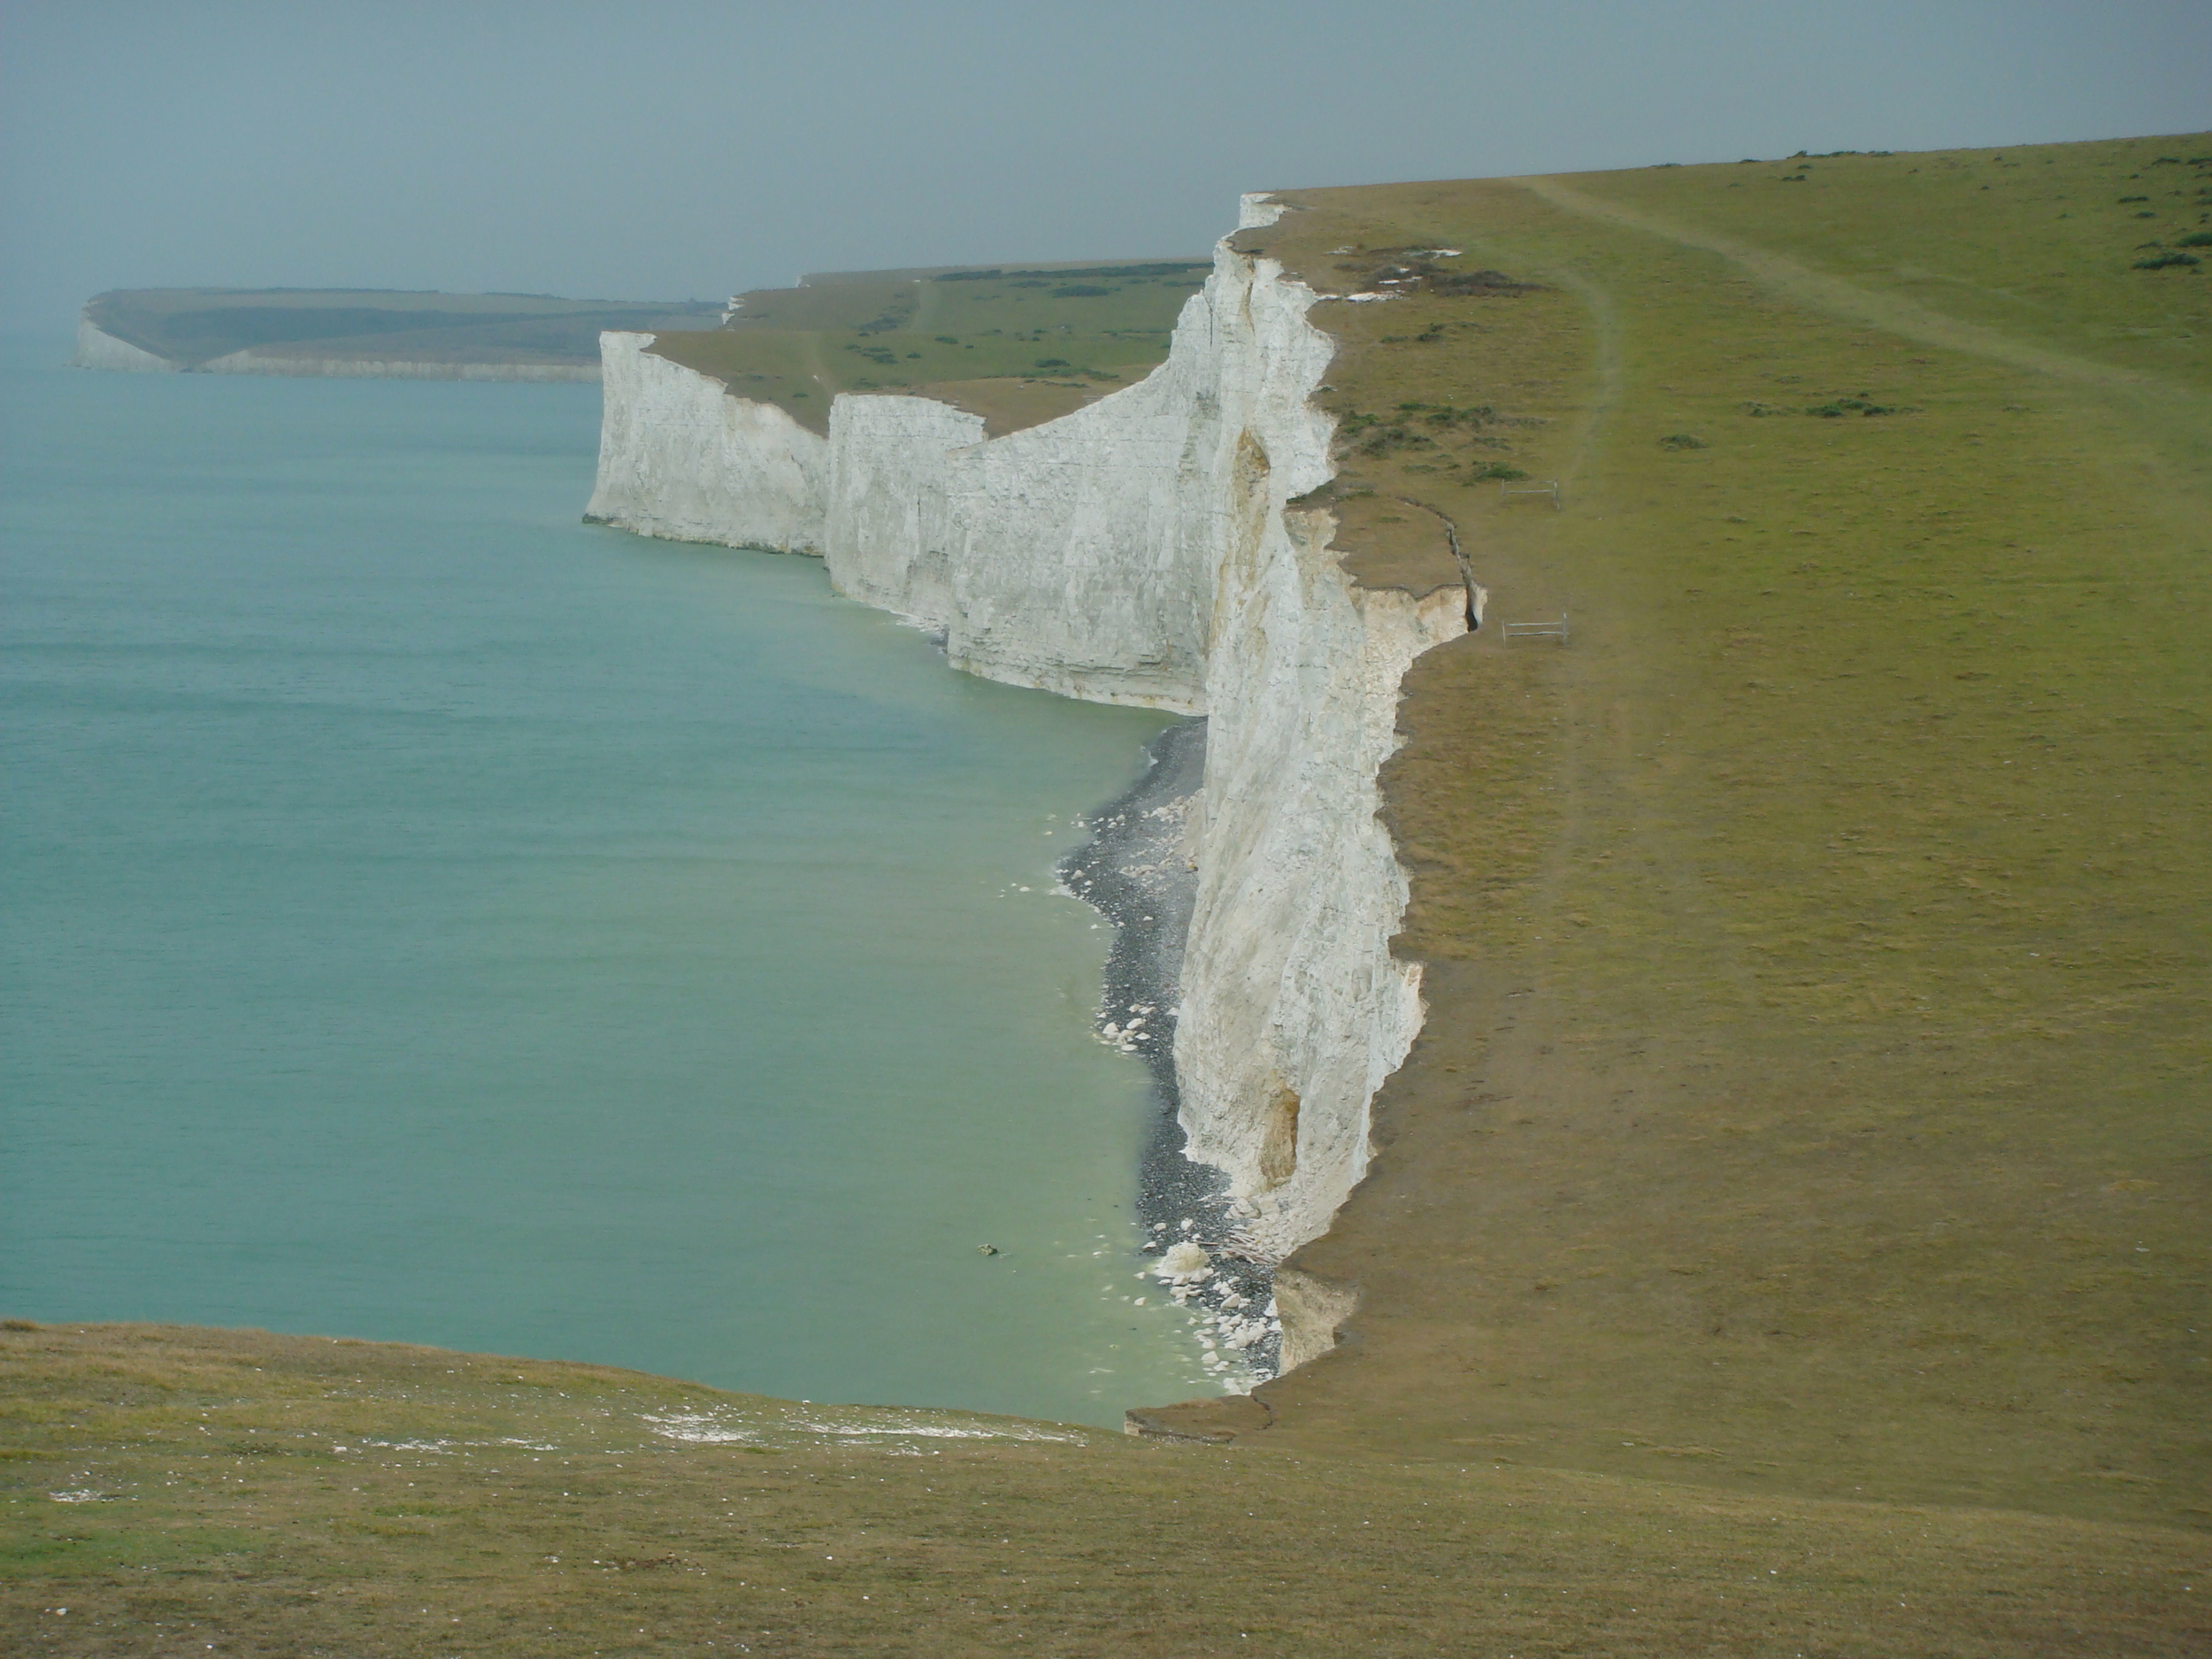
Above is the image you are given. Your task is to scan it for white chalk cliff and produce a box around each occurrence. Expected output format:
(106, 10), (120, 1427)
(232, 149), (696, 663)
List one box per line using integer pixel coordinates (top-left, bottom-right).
(72, 319), (180, 372)
(587, 196), (1472, 1291)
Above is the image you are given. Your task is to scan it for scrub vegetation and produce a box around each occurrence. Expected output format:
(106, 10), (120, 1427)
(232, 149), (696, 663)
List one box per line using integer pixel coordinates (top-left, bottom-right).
(12, 134), (2209, 1653)
(646, 259), (1208, 435)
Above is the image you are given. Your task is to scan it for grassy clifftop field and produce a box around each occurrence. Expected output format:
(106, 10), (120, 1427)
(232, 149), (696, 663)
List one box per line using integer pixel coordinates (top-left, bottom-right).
(10, 135), (2208, 1653)
(645, 257), (1208, 434)
(1232, 132), (2211, 1531)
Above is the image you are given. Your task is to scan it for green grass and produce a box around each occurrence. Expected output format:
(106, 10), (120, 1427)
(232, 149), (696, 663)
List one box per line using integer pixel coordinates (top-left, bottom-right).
(4, 1325), (2202, 1656)
(1576, 138), (2212, 388)
(646, 258), (1204, 434)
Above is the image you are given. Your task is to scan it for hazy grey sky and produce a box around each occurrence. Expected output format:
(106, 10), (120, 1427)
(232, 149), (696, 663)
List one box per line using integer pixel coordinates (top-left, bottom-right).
(3, 1), (2206, 333)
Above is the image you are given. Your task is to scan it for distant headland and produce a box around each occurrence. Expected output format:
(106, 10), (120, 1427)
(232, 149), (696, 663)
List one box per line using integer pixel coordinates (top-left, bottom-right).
(72, 288), (722, 380)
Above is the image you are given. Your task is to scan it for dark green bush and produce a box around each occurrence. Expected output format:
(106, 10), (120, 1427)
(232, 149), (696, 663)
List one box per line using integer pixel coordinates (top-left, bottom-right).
(1807, 395), (1904, 417)
(1358, 426), (1435, 457)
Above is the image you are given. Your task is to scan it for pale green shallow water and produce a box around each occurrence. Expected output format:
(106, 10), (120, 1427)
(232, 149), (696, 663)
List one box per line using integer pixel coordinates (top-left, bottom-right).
(0, 339), (1217, 1424)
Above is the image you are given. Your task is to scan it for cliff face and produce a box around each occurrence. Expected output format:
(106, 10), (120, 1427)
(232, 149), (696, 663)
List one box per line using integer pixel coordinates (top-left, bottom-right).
(586, 196), (1470, 1286)
(588, 338), (827, 550)
(73, 319), (180, 372)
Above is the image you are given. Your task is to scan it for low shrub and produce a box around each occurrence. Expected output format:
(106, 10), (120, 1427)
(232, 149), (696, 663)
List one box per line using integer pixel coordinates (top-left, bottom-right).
(1334, 254), (1543, 297)
(2131, 250), (2202, 270)
(1806, 395), (1905, 417)
(1429, 268), (1544, 296)
(1358, 426), (1437, 457)
(1397, 401), (1497, 429)
(1474, 464), (1529, 480)
(1659, 434), (1705, 449)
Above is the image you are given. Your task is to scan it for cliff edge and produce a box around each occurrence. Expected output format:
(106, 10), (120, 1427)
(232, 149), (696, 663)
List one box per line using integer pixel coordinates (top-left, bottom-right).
(587, 196), (1472, 1347)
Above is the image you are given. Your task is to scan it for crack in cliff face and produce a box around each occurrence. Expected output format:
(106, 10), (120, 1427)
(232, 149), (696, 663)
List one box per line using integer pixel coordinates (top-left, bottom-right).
(584, 196), (1472, 1382)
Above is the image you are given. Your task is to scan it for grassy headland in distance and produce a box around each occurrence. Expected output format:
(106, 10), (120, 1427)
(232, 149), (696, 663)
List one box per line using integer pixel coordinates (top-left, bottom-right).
(81, 288), (723, 373)
(10, 134), (2208, 1653)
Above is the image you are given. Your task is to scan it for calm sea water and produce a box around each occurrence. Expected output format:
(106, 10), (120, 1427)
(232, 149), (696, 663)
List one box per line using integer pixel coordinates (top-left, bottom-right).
(0, 339), (1217, 1424)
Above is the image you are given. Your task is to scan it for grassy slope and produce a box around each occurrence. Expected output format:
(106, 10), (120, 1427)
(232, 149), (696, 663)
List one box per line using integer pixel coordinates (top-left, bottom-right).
(644, 259), (1206, 434)
(85, 290), (724, 369)
(1577, 138), (2212, 388)
(1228, 135), (2212, 1532)
(4, 1325), (2202, 1656)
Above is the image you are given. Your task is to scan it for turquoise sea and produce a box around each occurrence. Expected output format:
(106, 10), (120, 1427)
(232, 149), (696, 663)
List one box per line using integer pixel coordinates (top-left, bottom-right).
(0, 339), (1215, 1424)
